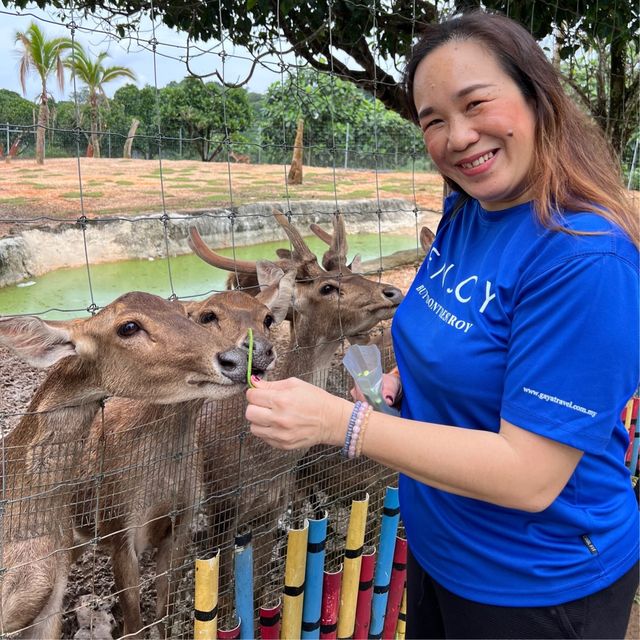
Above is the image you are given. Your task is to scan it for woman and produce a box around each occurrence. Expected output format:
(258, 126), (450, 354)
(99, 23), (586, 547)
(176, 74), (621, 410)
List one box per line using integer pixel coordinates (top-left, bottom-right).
(246, 10), (639, 639)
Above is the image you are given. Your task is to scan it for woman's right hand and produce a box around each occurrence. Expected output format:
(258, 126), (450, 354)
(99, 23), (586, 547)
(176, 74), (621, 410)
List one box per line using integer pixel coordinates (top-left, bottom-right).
(350, 373), (402, 407)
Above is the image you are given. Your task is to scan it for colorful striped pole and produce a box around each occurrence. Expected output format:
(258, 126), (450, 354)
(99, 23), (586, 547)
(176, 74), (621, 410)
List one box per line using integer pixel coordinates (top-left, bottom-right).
(320, 566), (342, 640)
(353, 547), (376, 639)
(369, 487), (401, 638)
(302, 511), (328, 639)
(234, 529), (254, 640)
(382, 537), (408, 639)
(218, 616), (241, 640)
(258, 600), (281, 640)
(337, 493), (370, 639)
(281, 519), (309, 640)
(194, 550), (220, 640)
(624, 397), (639, 475)
(395, 585), (407, 640)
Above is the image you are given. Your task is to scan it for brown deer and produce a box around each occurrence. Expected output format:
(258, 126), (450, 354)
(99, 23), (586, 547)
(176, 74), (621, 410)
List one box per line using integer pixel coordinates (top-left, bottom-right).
(70, 263), (294, 638)
(188, 210), (404, 612)
(0, 291), (275, 639)
(229, 150), (250, 163)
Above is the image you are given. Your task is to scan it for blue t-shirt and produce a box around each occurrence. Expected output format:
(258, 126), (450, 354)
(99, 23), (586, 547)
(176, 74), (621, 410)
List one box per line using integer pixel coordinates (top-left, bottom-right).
(392, 195), (639, 606)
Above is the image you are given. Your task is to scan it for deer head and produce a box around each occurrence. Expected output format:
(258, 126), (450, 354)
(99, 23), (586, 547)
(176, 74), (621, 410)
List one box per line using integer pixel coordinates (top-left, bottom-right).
(188, 210), (403, 344)
(0, 290), (282, 406)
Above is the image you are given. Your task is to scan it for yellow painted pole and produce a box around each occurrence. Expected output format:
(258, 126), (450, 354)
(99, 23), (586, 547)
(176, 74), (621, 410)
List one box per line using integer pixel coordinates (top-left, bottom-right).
(337, 493), (369, 639)
(194, 550), (220, 639)
(395, 585), (407, 640)
(281, 519), (309, 640)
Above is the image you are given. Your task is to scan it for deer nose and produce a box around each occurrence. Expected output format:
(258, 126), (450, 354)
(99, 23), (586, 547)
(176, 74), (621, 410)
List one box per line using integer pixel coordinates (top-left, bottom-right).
(216, 348), (248, 382)
(382, 286), (404, 305)
(242, 335), (275, 375)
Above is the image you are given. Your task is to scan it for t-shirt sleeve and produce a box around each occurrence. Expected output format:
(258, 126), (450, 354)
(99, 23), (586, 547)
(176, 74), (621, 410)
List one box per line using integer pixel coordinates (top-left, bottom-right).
(501, 252), (639, 454)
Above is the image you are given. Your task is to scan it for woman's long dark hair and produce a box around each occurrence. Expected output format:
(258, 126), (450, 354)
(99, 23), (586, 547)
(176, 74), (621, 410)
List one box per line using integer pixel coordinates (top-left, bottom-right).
(403, 10), (639, 246)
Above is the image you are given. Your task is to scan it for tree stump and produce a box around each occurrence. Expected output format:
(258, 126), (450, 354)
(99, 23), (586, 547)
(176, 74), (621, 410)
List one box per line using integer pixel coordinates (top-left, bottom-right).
(287, 118), (304, 185)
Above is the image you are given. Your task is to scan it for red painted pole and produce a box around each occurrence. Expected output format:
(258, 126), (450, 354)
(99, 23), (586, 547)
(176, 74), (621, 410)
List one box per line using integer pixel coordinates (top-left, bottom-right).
(382, 537), (407, 639)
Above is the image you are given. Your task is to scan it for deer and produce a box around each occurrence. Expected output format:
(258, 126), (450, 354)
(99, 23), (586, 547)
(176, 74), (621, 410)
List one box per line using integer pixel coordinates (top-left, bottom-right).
(229, 151), (250, 163)
(69, 263), (294, 639)
(0, 291), (279, 639)
(294, 222), (437, 516)
(187, 209), (405, 613)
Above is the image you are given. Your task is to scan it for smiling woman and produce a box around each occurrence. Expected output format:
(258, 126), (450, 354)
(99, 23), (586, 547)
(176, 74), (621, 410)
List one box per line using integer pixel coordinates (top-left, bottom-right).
(243, 10), (639, 640)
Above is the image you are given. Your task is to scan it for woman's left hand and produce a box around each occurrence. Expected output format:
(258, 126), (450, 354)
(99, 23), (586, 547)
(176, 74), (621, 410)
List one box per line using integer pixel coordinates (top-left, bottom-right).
(246, 376), (353, 450)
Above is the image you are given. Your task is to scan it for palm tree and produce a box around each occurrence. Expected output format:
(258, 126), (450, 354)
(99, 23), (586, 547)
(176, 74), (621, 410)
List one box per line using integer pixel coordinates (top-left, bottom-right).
(15, 22), (72, 164)
(64, 44), (136, 158)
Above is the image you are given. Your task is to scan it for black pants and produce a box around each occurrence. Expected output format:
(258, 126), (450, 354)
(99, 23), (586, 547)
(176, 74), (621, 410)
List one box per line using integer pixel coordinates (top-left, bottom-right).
(406, 549), (639, 639)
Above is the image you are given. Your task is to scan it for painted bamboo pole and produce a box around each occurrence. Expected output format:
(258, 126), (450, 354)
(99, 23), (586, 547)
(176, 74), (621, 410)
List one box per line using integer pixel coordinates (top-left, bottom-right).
(320, 566), (343, 640)
(337, 493), (370, 639)
(369, 487), (401, 638)
(353, 547), (376, 639)
(194, 550), (220, 640)
(234, 529), (255, 640)
(259, 600), (281, 640)
(281, 519), (309, 640)
(218, 616), (241, 640)
(382, 537), (408, 639)
(395, 586), (407, 640)
(302, 512), (328, 639)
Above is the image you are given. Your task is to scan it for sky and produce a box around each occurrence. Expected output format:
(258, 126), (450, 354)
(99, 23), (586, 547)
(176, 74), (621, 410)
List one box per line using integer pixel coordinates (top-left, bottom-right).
(0, 3), (289, 103)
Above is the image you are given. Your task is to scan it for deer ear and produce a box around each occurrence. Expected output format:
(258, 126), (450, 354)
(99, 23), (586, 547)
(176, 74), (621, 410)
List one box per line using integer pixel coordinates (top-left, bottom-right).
(276, 248), (292, 260)
(255, 261), (295, 325)
(0, 316), (78, 368)
(349, 254), (363, 274)
(420, 226), (436, 252)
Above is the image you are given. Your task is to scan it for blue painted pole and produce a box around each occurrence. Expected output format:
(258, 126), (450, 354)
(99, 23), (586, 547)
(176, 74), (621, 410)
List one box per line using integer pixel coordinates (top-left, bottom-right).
(302, 512), (328, 639)
(234, 528), (255, 640)
(369, 486), (401, 639)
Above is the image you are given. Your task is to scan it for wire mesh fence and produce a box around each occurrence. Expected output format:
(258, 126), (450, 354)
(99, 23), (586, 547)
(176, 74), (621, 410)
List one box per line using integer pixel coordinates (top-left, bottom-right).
(0, 0), (638, 637)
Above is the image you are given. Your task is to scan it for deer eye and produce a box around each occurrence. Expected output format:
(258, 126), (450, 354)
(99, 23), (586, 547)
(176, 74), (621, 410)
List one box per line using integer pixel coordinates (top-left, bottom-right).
(264, 314), (274, 329)
(199, 311), (218, 325)
(117, 321), (140, 338)
(320, 283), (338, 296)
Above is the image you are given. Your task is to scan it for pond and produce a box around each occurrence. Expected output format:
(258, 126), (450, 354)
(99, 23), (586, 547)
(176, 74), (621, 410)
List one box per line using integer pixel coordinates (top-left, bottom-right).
(0, 232), (419, 318)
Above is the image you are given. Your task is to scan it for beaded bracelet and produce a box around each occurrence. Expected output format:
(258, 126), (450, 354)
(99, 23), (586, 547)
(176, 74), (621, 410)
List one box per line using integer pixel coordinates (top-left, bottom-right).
(341, 400), (364, 457)
(347, 402), (369, 459)
(354, 405), (373, 458)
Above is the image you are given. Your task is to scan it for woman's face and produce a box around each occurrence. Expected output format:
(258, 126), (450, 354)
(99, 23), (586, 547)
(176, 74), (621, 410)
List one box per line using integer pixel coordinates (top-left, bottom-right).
(413, 39), (536, 211)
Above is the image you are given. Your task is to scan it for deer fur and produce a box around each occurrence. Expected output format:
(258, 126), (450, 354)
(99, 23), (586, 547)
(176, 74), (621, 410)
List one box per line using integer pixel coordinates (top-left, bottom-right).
(70, 263), (294, 638)
(0, 291), (271, 639)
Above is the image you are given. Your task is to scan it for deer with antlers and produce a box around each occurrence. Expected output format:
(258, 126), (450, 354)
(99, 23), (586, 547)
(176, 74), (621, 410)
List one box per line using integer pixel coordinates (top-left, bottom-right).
(188, 209), (404, 610)
(69, 263), (294, 638)
(0, 290), (284, 639)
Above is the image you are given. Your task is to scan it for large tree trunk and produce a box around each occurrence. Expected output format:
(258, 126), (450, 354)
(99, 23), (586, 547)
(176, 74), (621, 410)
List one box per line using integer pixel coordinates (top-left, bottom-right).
(287, 119), (304, 185)
(35, 97), (48, 165)
(608, 35), (626, 156)
(123, 118), (140, 159)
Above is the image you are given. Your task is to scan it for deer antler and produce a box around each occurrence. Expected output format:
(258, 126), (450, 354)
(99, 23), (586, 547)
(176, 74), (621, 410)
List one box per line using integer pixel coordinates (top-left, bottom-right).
(272, 209), (322, 276)
(310, 214), (351, 272)
(188, 227), (258, 274)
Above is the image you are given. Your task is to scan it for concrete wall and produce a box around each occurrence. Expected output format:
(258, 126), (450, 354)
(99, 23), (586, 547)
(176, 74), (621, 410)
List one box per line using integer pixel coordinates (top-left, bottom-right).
(0, 199), (438, 287)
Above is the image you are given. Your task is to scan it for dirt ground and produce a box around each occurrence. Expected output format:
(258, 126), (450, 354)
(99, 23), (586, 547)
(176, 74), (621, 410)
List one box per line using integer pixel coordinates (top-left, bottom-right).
(0, 158), (445, 235)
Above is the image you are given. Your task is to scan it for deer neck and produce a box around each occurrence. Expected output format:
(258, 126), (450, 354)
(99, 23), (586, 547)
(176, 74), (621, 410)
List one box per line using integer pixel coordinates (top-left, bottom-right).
(281, 312), (341, 380)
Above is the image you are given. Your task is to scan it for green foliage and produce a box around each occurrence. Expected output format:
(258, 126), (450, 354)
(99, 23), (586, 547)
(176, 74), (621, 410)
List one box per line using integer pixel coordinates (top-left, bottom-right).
(0, 89), (35, 124)
(158, 77), (253, 161)
(260, 69), (427, 169)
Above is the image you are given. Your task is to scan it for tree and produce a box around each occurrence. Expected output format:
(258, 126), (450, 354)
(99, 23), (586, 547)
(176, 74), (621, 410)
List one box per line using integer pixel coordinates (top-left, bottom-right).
(14, 21), (71, 164)
(107, 84), (158, 158)
(63, 43), (136, 157)
(0, 89), (35, 125)
(159, 77), (252, 161)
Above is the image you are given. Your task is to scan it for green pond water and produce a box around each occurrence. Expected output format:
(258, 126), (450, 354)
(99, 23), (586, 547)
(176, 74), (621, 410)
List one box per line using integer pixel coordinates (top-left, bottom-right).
(0, 233), (419, 318)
